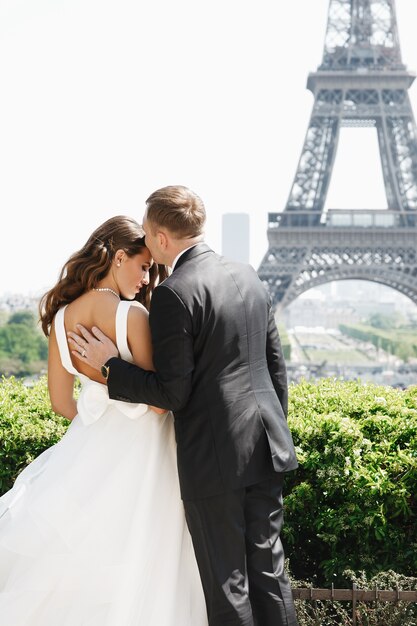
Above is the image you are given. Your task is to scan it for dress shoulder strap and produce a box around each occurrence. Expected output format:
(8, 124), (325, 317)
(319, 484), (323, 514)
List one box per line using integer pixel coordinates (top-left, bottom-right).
(54, 306), (79, 375)
(115, 301), (147, 363)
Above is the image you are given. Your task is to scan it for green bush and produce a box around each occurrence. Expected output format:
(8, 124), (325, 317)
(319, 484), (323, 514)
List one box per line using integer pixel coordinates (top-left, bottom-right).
(1, 376), (417, 593)
(0, 376), (68, 494)
(285, 379), (417, 585)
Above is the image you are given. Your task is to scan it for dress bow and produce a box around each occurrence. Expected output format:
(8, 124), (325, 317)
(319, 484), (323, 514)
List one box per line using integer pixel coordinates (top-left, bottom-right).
(77, 381), (149, 426)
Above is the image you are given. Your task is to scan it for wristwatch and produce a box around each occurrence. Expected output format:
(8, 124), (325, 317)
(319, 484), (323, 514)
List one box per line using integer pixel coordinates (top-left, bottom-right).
(101, 364), (110, 381)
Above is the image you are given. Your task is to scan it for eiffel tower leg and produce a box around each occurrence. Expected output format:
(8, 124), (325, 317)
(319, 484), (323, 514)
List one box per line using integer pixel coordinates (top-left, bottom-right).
(377, 119), (402, 210)
(259, 110), (342, 306)
(378, 91), (417, 223)
(285, 113), (341, 218)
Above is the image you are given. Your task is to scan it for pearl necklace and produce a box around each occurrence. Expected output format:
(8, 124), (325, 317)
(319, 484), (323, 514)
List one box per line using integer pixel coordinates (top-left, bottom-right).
(93, 287), (120, 299)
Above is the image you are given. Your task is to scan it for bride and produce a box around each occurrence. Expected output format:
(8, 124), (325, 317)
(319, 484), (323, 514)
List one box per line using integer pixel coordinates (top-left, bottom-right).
(0, 216), (207, 625)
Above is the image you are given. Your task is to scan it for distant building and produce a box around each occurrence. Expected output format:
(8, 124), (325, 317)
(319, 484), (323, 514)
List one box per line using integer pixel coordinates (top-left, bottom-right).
(221, 213), (250, 264)
(0, 293), (40, 313)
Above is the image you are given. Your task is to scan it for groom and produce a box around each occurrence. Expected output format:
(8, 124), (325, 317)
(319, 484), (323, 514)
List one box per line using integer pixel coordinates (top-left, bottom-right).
(69, 185), (299, 626)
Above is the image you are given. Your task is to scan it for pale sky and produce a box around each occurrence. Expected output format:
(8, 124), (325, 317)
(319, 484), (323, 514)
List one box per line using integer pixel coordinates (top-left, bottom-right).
(0, 0), (416, 295)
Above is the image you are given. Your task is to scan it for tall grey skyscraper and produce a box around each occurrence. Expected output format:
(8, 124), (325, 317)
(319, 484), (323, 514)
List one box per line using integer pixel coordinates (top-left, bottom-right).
(222, 213), (250, 264)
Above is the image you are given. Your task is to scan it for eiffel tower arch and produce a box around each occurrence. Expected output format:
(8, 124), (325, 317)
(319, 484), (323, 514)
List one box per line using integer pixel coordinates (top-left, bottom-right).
(258, 0), (417, 310)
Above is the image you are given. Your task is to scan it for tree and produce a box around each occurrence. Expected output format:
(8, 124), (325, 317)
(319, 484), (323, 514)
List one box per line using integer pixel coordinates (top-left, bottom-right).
(368, 312), (406, 330)
(8, 311), (37, 327)
(0, 309), (47, 375)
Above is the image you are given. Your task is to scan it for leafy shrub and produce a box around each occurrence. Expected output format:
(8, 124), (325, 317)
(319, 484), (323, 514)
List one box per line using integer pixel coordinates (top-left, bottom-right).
(285, 379), (417, 585)
(1, 375), (417, 593)
(0, 376), (68, 494)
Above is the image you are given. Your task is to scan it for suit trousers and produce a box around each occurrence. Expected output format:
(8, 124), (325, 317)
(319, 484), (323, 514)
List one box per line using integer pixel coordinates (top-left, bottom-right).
(183, 474), (298, 626)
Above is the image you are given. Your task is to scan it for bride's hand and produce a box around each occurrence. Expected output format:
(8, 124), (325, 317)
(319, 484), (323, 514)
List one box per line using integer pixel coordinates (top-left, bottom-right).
(67, 325), (119, 372)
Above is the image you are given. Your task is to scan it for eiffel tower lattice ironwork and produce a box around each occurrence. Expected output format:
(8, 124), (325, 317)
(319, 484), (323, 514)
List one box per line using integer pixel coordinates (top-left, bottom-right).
(258, 0), (417, 309)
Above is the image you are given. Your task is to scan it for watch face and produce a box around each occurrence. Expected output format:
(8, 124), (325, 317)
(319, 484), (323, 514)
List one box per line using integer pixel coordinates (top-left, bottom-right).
(101, 365), (109, 379)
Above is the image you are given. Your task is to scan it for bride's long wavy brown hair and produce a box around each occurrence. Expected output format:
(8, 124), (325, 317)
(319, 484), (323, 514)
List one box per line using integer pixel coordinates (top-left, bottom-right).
(39, 216), (168, 336)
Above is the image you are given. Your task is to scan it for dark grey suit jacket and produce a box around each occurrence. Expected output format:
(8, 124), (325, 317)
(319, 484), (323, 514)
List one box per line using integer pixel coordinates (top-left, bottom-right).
(107, 244), (298, 500)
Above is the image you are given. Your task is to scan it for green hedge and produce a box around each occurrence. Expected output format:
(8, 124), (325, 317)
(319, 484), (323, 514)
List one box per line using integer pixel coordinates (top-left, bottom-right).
(1, 376), (417, 589)
(0, 376), (68, 494)
(285, 378), (417, 585)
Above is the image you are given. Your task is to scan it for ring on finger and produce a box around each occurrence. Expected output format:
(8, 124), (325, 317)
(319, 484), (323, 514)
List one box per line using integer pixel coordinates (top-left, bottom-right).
(82, 349), (86, 358)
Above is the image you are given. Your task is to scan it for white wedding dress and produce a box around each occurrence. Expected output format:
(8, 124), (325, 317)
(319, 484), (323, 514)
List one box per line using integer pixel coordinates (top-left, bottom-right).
(0, 301), (207, 626)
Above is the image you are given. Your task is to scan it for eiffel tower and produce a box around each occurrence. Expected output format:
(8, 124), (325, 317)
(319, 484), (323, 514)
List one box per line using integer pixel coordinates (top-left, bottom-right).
(258, 0), (417, 310)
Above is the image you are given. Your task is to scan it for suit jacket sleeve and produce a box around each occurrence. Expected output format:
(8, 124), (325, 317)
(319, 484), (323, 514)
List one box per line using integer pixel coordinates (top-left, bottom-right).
(266, 304), (288, 418)
(106, 284), (194, 411)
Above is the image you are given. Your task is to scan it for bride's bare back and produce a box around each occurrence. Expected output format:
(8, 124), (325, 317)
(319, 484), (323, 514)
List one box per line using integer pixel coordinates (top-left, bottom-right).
(48, 291), (155, 420)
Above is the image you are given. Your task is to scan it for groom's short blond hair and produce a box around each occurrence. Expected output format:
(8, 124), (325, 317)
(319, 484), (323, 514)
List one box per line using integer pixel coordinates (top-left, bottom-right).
(145, 185), (206, 239)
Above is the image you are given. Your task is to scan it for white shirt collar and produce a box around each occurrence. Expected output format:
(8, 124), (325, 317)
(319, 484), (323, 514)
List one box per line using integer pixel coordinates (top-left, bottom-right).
(171, 244), (199, 271)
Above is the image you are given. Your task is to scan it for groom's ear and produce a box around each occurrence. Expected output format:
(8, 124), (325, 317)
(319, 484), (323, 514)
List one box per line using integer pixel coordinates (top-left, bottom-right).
(157, 230), (169, 250)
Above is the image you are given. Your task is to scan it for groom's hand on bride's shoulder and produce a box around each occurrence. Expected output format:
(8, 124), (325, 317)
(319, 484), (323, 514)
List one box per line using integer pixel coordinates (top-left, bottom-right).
(67, 325), (119, 372)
